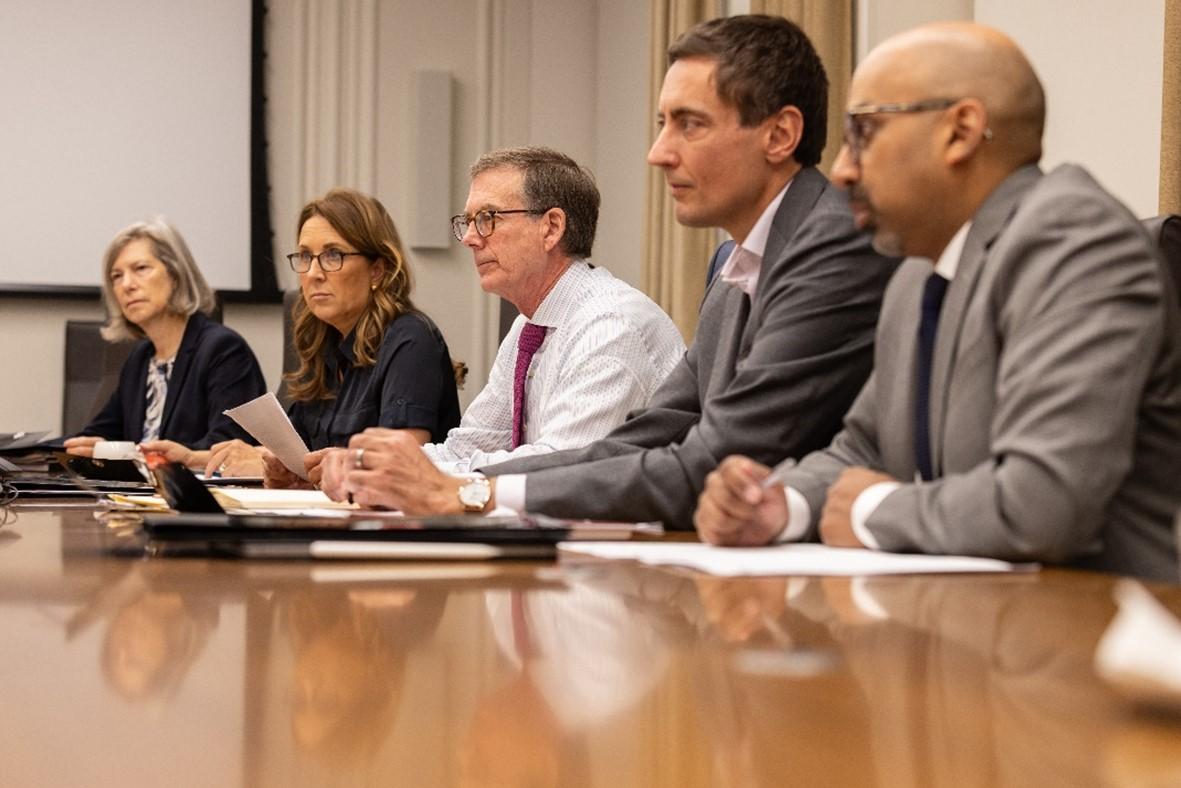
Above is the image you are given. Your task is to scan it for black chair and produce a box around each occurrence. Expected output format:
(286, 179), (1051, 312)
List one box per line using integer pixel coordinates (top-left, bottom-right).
(277, 289), (301, 409)
(1144, 214), (1181, 307)
(1144, 215), (1181, 580)
(61, 321), (135, 435)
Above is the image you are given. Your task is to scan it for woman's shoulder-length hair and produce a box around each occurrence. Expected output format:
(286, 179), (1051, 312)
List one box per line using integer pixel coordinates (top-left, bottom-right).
(285, 188), (417, 403)
(99, 218), (216, 343)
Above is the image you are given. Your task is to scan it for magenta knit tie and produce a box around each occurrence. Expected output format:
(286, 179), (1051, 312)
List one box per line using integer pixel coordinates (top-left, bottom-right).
(511, 322), (548, 449)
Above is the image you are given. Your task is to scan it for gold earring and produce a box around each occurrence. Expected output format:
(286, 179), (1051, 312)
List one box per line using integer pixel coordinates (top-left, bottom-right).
(370, 283), (377, 292)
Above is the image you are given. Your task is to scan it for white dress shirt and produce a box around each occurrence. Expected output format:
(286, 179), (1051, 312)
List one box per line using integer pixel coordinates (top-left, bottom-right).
(716, 180), (790, 296)
(497, 182), (793, 513)
(776, 221), (972, 546)
(482, 583), (671, 730)
(423, 260), (684, 474)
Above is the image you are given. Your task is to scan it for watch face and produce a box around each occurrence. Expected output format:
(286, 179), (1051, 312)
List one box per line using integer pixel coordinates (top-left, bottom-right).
(459, 479), (490, 508)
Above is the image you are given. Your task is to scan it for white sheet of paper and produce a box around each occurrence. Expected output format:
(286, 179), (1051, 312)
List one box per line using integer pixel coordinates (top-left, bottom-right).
(558, 542), (1037, 577)
(208, 487), (356, 510)
(223, 392), (310, 479)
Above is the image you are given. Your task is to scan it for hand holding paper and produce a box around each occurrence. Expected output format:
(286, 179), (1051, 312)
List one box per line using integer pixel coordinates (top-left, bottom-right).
(223, 393), (312, 480)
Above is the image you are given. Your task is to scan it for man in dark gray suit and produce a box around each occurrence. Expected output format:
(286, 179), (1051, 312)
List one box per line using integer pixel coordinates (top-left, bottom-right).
(320, 15), (898, 526)
(697, 23), (1181, 579)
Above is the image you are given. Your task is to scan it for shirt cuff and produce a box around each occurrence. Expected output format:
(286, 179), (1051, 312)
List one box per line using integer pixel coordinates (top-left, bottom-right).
(494, 473), (527, 514)
(773, 486), (812, 543)
(850, 481), (901, 550)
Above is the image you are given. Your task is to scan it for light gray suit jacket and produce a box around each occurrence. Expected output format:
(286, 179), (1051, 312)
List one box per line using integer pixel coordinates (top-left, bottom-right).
(786, 164), (1181, 580)
(481, 166), (900, 528)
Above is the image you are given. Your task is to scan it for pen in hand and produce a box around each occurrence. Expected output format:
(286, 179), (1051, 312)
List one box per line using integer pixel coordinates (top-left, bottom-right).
(760, 456), (797, 489)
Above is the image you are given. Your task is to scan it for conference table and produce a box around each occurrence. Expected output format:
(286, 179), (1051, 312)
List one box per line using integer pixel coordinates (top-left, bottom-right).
(1, 502), (1179, 787)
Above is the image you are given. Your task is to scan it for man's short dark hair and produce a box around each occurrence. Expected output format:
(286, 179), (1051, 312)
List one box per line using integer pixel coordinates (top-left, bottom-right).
(470, 146), (601, 259)
(669, 14), (828, 167)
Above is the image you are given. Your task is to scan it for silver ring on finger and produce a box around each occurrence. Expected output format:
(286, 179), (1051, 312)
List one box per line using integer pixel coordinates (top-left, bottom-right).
(353, 447), (365, 470)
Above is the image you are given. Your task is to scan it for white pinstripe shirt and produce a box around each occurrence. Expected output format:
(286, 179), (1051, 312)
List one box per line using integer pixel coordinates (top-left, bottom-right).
(422, 261), (684, 473)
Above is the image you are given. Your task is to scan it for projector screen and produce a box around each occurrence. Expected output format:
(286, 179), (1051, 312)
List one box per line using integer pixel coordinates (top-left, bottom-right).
(0, 0), (256, 293)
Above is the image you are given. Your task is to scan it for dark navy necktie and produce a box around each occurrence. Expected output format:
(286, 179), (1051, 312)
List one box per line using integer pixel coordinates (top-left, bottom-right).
(915, 273), (950, 481)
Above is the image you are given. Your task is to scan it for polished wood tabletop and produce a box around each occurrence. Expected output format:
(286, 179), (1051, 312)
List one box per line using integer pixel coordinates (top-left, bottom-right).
(1, 504), (1180, 787)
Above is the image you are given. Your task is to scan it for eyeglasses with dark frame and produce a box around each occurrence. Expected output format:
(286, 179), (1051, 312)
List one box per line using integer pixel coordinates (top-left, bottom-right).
(450, 209), (549, 242)
(286, 249), (368, 273)
(842, 98), (961, 163)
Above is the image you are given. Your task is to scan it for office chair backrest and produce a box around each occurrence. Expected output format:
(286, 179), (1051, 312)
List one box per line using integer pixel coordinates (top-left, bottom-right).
(1144, 214), (1181, 308)
(62, 321), (134, 435)
(1147, 215), (1181, 581)
(277, 289), (301, 409)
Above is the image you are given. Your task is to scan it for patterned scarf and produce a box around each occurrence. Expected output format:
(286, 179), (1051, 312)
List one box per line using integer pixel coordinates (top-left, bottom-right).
(141, 358), (175, 441)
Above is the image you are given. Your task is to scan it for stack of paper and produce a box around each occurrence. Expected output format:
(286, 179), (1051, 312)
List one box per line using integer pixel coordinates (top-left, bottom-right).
(209, 487), (356, 512)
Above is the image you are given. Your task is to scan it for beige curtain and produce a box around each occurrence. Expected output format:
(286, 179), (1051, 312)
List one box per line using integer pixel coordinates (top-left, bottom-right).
(750, 0), (854, 176)
(644, 1), (854, 340)
(645, 0), (723, 341)
(1162, 0), (1180, 214)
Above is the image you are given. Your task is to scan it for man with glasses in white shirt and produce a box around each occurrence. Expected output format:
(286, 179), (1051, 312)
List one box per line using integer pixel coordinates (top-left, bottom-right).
(321, 146), (683, 495)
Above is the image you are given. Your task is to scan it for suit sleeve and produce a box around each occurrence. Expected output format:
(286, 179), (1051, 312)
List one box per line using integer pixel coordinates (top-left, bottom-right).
(856, 197), (1168, 563)
(191, 332), (267, 448)
(490, 207), (896, 528)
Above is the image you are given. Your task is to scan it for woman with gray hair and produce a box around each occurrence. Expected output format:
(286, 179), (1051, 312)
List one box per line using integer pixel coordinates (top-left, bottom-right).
(63, 218), (266, 466)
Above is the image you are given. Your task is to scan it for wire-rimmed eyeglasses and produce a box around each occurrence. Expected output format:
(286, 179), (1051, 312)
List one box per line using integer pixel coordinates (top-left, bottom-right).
(842, 98), (961, 163)
(450, 209), (548, 242)
(286, 249), (368, 273)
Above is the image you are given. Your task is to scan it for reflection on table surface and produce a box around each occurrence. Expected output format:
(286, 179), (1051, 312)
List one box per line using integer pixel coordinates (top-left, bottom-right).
(0, 507), (1179, 787)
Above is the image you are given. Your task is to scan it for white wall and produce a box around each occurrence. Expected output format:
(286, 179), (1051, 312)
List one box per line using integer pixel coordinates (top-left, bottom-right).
(594, 1), (652, 290)
(861, 0), (1166, 219)
(0, 0), (653, 434)
(8, 0), (1164, 435)
(974, 0), (1165, 218)
(856, 0), (973, 61)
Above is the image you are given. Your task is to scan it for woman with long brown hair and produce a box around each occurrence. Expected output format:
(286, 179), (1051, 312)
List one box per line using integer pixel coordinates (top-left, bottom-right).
(207, 188), (460, 483)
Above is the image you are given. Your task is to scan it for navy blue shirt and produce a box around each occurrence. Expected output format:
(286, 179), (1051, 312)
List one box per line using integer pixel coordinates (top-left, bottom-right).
(288, 311), (461, 450)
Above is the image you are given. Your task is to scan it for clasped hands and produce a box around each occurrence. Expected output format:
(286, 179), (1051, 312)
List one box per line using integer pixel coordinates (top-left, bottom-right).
(318, 428), (469, 514)
(694, 456), (895, 548)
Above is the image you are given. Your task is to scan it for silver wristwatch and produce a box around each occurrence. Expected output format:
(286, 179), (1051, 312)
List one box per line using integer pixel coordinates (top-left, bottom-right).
(457, 475), (491, 513)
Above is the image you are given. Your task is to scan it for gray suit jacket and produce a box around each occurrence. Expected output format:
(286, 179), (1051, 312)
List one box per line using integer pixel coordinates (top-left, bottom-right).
(482, 166), (900, 527)
(786, 164), (1181, 580)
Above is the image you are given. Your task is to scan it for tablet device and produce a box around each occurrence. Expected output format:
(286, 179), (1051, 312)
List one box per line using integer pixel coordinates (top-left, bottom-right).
(139, 462), (656, 560)
(140, 512), (587, 560)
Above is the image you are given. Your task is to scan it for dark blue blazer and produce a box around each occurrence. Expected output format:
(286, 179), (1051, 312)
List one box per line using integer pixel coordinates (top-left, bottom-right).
(79, 313), (266, 448)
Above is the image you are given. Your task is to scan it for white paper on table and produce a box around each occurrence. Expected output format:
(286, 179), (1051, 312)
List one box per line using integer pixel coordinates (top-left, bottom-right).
(224, 392), (310, 479)
(1094, 579), (1181, 712)
(208, 487), (356, 511)
(558, 541), (1037, 577)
